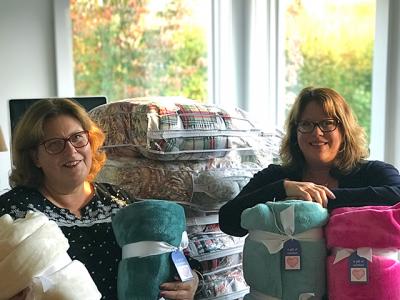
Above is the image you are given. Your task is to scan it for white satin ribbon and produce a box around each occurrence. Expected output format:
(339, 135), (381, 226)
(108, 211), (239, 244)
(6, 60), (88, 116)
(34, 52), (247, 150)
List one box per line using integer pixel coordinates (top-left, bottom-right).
(249, 288), (317, 300)
(247, 205), (323, 254)
(33, 252), (72, 292)
(122, 231), (189, 259)
(332, 247), (400, 264)
(280, 205), (295, 236)
(248, 228), (323, 254)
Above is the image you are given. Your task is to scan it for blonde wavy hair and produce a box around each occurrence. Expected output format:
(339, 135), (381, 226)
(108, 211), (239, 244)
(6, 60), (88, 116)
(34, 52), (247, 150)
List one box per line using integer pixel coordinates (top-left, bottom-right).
(280, 86), (369, 174)
(10, 98), (106, 188)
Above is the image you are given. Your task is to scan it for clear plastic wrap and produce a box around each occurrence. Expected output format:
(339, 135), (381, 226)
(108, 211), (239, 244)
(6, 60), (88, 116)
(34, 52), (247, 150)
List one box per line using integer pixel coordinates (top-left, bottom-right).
(200, 252), (243, 273)
(89, 97), (262, 160)
(96, 157), (260, 211)
(197, 266), (248, 299)
(191, 166), (257, 210)
(188, 229), (245, 261)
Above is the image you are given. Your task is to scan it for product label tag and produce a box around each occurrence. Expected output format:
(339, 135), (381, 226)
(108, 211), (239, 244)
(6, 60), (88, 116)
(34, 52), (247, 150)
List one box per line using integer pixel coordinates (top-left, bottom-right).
(171, 250), (193, 282)
(283, 239), (301, 270)
(348, 252), (368, 283)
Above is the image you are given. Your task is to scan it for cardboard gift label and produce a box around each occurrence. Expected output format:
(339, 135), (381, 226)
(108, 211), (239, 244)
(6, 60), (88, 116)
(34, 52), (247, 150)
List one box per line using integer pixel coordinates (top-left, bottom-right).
(348, 252), (368, 283)
(283, 239), (301, 270)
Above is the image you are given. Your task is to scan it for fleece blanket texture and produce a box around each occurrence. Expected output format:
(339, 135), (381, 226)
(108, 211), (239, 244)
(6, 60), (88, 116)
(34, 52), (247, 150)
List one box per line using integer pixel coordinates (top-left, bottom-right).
(325, 204), (400, 300)
(0, 211), (101, 300)
(241, 200), (329, 300)
(112, 200), (187, 300)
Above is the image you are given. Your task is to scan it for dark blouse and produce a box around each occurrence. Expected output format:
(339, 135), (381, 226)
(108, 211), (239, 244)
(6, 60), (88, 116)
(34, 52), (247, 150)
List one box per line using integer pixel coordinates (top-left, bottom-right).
(0, 182), (132, 300)
(219, 160), (400, 237)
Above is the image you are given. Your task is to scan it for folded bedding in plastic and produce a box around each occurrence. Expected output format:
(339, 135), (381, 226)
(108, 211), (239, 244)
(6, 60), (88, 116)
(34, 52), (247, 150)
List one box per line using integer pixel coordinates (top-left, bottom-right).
(96, 156), (259, 211)
(89, 96), (261, 160)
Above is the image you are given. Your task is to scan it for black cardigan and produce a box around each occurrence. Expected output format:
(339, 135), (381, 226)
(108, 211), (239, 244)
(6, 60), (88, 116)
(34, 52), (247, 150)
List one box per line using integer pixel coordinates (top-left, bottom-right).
(219, 160), (400, 236)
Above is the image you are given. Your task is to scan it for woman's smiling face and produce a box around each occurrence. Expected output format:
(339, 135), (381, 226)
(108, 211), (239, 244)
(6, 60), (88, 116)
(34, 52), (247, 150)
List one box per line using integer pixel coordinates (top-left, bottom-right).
(297, 101), (343, 169)
(32, 114), (92, 190)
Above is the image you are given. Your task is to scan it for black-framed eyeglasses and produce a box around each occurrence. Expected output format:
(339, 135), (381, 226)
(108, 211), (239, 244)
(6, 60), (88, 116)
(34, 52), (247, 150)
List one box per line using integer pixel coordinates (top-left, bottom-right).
(39, 130), (89, 155)
(297, 119), (340, 134)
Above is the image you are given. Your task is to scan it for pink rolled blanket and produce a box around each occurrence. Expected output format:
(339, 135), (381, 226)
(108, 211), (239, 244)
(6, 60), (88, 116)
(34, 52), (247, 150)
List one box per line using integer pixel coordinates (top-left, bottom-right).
(325, 203), (400, 300)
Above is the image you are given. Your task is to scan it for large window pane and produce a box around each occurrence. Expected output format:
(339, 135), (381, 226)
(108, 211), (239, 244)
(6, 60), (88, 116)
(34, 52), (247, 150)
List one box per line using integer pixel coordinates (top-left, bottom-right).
(70, 0), (211, 102)
(283, 0), (376, 139)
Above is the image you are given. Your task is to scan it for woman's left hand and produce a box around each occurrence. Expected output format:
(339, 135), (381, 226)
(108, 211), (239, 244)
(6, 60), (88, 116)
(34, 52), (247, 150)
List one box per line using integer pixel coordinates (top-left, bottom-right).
(159, 270), (199, 300)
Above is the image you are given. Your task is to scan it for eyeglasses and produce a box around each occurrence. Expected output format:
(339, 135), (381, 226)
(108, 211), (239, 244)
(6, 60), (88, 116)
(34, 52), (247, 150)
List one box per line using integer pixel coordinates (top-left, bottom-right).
(39, 130), (89, 155)
(297, 119), (340, 134)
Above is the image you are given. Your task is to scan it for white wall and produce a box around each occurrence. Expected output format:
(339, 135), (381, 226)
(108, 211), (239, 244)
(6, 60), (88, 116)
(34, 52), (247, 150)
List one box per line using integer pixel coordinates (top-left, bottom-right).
(0, 0), (57, 190)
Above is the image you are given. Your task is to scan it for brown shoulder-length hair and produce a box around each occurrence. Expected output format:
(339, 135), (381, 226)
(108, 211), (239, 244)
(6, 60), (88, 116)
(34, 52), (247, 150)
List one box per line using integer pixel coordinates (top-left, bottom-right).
(280, 86), (369, 174)
(10, 98), (106, 188)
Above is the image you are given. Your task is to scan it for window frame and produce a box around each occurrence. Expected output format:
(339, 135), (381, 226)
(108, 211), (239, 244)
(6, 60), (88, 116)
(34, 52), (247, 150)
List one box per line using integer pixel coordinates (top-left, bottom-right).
(55, 0), (400, 168)
(54, 0), (75, 96)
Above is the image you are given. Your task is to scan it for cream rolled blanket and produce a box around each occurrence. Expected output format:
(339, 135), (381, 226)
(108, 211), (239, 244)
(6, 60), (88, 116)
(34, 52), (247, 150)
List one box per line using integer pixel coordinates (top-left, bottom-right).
(0, 211), (101, 300)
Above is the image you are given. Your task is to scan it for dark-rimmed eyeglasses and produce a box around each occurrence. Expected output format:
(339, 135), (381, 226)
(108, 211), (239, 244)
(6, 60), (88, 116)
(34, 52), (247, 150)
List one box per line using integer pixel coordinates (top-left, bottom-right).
(297, 119), (340, 134)
(39, 130), (89, 155)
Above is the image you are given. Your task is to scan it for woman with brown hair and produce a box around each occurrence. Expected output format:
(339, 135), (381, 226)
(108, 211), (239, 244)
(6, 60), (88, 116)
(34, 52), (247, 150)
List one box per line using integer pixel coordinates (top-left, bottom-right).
(1, 98), (198, 299)
(219, 86), (400, 237)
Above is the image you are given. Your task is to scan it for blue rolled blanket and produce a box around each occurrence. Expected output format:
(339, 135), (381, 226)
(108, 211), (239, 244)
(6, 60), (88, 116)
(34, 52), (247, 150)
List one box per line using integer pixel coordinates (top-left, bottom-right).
(112, 200), (187, 300)
(241, 200), (328, 300)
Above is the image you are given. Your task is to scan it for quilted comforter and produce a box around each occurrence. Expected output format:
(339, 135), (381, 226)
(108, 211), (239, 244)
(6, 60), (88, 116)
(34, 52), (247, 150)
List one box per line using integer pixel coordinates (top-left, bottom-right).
(89, 97), (259, 160)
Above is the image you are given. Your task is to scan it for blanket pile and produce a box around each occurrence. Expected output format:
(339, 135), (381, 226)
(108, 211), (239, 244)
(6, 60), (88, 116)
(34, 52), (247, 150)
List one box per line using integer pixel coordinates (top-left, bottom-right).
(325, 204), (400, 300)
(97, 156), (259, 211)
(89, 96), (258, 160)
(0, 211), (101, 300)
(112, 200), (187, 300)
(241, 200), (328, 300)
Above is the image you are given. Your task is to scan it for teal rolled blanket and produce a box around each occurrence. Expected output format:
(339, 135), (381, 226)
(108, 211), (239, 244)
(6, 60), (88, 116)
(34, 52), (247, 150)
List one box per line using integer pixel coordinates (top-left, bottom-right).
(241, 200), (328, 300)
(112, 200), (187, 300)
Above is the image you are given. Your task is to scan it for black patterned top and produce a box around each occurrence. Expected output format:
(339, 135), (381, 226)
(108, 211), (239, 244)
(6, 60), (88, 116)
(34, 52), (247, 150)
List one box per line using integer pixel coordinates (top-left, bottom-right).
(0, 182), (132, 300)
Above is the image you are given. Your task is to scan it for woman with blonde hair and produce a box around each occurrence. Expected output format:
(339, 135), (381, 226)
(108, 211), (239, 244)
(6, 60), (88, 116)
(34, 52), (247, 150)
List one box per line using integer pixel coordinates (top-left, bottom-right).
(219, 86), (400, 236)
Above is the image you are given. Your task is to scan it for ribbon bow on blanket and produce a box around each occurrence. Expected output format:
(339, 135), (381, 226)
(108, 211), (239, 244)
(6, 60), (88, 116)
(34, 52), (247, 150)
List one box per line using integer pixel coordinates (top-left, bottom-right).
(0, 211), (101, 300)
(112, 199), (188, 300)
(241, 200), (329, 300)
(33, 252), (72, 292)
(332, 247), (399, 264)
(325, 204), (400, 300)
(247, 205), (323, 254)
(122, 231), (188, 259)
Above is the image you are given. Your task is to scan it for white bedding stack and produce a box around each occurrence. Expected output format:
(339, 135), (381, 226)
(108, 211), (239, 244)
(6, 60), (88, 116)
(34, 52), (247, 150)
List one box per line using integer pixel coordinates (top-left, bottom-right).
(0, 211), (101, 300)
